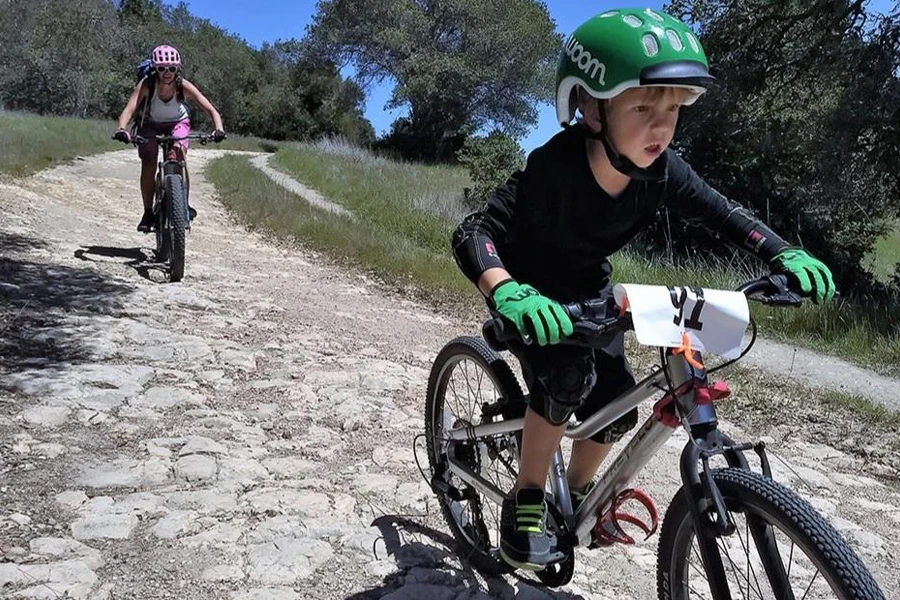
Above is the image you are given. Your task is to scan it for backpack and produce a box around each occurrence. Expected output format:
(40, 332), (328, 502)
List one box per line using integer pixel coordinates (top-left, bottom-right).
(131, 57), (186, 132)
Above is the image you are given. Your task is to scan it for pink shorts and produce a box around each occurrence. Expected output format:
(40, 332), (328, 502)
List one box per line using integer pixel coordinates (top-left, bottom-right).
(137, 119), (191, 162)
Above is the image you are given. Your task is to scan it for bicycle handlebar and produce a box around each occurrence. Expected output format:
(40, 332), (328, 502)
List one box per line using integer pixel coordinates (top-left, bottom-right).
(483, 273), (804, 349)
(131, 132), (224, 146)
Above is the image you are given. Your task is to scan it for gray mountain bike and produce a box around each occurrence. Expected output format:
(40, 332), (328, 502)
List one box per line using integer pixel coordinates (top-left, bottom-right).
(424, 274), (883, 599)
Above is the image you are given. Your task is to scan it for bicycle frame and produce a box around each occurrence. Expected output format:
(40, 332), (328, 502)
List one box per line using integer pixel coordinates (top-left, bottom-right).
(441, 348), (764, 597)
(443, 353), (681, 540)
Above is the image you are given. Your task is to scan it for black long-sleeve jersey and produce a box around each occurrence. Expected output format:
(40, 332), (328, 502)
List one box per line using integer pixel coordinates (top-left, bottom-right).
(452, 124), (788, 302)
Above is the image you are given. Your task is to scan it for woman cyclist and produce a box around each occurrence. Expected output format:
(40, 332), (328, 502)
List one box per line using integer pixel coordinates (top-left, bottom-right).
(113, 45), (225, 232)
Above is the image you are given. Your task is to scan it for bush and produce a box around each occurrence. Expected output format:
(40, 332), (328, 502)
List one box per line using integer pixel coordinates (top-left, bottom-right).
(457, 130), (524, 210)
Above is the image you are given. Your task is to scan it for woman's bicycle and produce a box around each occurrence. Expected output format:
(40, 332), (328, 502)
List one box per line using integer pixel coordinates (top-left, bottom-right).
(422, 274), (883, 599)
(131, 132), (222, 282)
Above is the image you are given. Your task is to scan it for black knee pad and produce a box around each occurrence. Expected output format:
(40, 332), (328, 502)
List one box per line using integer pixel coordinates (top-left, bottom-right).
(530, 353), (597, 426)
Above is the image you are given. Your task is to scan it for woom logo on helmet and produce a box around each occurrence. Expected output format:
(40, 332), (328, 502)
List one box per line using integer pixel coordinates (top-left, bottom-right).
(564, 35), (607, 85)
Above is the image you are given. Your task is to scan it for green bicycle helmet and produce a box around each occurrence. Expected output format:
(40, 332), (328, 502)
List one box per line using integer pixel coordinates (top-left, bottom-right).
(555, 8), (715, 180)
(556, 8), (715, 125)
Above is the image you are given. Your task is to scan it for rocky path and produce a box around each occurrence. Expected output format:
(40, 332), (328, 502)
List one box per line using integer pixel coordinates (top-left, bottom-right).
(1, 151), (897, 599)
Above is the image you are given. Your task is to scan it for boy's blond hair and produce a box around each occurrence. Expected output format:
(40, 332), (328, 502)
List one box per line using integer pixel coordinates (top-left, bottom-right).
(575, 85), (697, 118)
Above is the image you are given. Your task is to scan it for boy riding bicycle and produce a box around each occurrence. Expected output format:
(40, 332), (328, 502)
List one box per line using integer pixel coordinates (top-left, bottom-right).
(113, 45), (226, 232)
(451, 8), (834, 571)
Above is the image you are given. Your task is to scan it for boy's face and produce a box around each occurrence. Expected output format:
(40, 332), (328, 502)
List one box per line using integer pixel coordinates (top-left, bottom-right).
(581, 86), (689, 168)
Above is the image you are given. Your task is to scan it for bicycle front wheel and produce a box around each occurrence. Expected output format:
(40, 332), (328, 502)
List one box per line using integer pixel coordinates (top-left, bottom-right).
(163, 174), (187, 282)
(657, 468), (883, 600)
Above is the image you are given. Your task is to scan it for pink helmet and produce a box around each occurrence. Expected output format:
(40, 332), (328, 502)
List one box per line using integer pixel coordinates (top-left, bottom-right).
(151, 45), (182, 68)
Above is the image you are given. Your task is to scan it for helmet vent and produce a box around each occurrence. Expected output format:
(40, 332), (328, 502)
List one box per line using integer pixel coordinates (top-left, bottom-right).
(599, 10), (618, 18)
(666, 29), (684, 51)
(642, 34), (660, 57)
(644, 9), (665, 22)
(686, 31), (701, 53)
(623, 15), (642, 28)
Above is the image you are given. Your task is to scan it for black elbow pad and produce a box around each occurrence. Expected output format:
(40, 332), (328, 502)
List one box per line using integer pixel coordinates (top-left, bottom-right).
(719, 207), (789, 261)
(452, 222), (505, 284)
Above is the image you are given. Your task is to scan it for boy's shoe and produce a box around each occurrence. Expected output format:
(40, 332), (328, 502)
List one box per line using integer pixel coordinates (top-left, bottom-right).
(137, 211), (153, 233)
(188, 206), (197, 221)
(499, 487), (552, 570)
(571, 481), (596, 514)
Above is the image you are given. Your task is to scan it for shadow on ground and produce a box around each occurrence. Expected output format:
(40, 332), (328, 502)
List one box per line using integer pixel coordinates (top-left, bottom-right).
(0, 229), (134, 377)
(346, 515), (587, 599)
(74, 245), (166, 280)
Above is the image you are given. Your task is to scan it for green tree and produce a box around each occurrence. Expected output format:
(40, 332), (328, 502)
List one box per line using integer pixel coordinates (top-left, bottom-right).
(457, 130), (524, 209)
(0, 0), (374, 143)
(308, 0), (560, 161)
(0, 0), (131, 117)
(663, 0), (900, 291)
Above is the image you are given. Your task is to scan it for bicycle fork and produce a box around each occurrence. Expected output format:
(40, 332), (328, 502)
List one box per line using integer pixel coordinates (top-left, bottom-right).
(680, 427), (789, 599)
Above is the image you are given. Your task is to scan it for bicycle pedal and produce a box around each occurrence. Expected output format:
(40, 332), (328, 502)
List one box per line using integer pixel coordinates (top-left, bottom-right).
(544, 549), (569, 566)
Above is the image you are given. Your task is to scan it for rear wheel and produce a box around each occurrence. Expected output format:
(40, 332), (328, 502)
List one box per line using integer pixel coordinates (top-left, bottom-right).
(163, 174), (187, 282)
(425, 336), (525, 575)
(657, 468), (884, 599)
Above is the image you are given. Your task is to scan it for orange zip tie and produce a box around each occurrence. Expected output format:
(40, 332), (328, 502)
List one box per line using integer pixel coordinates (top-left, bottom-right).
(673, 332), (704, 370)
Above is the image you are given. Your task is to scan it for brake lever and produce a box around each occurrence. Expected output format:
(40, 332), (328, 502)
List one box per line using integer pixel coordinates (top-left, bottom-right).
(572, 321), (605, 335)
(758, 293), (803, 307)
(757, 275), (803, 306)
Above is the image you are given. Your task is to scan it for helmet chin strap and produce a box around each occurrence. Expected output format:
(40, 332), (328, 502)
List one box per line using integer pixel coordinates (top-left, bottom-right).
(582, 100), (667, 182)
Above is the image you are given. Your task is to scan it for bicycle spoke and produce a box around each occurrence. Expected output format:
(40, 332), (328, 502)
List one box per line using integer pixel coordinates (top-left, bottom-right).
(687, 582), (709, 598)
(447, 374), (462, 417)
(716, 537), (756, 600)
(800, 569), (821, 600)
(745, 517), (750, 598)
(474, 366), (486, 405)
(687, 539), (714, 598)
(732, 513), (765, 599)
(460, 360), (475, 418)
(787, 540), (794, 580)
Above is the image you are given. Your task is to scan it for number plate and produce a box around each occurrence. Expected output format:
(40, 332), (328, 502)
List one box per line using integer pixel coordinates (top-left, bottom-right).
(613, 284), (750, 358)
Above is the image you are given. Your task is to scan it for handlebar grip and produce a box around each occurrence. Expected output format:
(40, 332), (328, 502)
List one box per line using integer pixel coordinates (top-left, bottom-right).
(768, 274), (790, 289)
(482, 317), (521, 347)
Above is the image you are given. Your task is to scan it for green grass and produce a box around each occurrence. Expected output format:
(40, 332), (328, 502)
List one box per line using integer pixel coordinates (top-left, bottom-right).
(820, 390), (900, 427)
(0, 111), (118, 177)
(270, 139), (472, 255)
(207, 154), (473, 297)
(0, 111), (278, 178)
(211, 135), (281, 153)
(867, 220), (900, 283)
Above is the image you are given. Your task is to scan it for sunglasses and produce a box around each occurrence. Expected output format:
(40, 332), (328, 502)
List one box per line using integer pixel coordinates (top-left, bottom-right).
(155, 66), (179, 74)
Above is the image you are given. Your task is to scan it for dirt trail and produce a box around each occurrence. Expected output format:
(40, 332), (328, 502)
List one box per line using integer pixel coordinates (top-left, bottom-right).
(1, 151), (897, 599)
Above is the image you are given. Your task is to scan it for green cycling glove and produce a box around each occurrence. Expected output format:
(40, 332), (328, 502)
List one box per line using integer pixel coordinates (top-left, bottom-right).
(491, 280), (574, 346)
(770, 248), (836, 304)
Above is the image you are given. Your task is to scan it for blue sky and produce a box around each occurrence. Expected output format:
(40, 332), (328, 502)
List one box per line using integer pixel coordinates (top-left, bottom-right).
(180, 0), (897, 152)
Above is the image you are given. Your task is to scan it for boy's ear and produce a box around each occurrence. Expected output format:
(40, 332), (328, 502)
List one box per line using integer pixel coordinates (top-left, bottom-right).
(575, 86), (588, 106)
